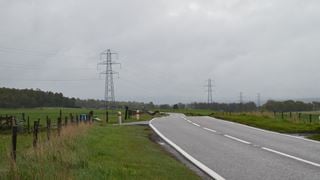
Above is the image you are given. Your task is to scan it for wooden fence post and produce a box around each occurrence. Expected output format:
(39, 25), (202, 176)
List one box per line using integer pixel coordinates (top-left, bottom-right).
(27, 116), (30, 134)
(11, 125), (17, 161)
(76, 114), (79, 125)
(309, 114), (312, 123)
(47, 116), (51, 141)
(70, 113), (74, 124)
(64, 116), (68, 126)
(22, 113), (25, 122)
(33, 121), (39, 148)
(57, 117), (62, 136)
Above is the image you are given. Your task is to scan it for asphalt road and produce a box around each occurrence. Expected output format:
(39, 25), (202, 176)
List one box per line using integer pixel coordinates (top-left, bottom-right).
(150, 113), (320, 180)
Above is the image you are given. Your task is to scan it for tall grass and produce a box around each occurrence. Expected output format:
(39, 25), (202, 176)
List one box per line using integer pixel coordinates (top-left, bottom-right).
(2, 123), (91, 179)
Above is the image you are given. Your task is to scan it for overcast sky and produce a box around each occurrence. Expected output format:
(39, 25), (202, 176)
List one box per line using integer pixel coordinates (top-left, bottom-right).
(0, 0), (319, 104)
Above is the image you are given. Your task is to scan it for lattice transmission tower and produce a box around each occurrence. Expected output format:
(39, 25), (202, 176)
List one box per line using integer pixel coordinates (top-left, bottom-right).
(205, 79), (213, 104)
(98, 49), (120, 110)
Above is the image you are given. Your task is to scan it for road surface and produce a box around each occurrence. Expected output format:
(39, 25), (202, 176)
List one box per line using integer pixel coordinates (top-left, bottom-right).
(150, 113), (320, 180)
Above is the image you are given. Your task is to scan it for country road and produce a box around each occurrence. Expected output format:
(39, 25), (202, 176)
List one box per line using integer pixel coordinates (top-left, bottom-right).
(150, 113), (320, 180)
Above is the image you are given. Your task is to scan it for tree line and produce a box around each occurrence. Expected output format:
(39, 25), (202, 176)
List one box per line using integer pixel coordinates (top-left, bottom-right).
(166, 100), (320, 112)
(1, 87), (319, 112)
(0, 87), (76, 108)
(0, 87), (156, 109)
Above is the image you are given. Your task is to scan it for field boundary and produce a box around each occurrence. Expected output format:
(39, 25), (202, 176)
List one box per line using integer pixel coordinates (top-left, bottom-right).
(149, 117), (225, 180)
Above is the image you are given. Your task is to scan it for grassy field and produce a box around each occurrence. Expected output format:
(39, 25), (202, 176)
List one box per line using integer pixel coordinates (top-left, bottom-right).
(0, 108), (153, 126)
(0, 108), (199, 179)
(167, 109), (320, 140)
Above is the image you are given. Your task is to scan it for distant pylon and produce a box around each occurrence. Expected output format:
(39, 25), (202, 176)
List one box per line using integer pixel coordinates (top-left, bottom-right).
(257, 93), (261, 110)
(98, 49), (120, 110)
(257, 93), (261, 109)
(240, 92), (243, 104)
(206, 79), (213, 104)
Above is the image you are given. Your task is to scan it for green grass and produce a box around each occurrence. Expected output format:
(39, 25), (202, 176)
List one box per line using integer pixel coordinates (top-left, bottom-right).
(167, 109), (320, 140)
(0, 125), (199, 179)
(307, 134), (320, 141)
(0, 108), (198, 179)
(212, 113), (320, 134)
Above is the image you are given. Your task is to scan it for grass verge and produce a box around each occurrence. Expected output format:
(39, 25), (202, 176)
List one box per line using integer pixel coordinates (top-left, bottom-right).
(1, 124), (200, 179)
(212, 113), (320, 134)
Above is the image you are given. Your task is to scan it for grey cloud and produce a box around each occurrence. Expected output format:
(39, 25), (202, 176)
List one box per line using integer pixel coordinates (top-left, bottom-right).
(0, 0), (320, 104)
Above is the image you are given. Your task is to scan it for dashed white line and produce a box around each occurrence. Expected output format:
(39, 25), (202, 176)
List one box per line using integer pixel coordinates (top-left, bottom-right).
(261, 147), (320, 168)
(150, 119), (226, 180)
(224, 134), (251, 145)
(203, 127), (217, 133)
(187, 120), (192, 123)
(192, 122), (200, 127)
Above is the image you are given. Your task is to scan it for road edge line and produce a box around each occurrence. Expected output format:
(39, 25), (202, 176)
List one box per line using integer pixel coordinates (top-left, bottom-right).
(261, 147), (320, 167)
(149, 118), (225, 180)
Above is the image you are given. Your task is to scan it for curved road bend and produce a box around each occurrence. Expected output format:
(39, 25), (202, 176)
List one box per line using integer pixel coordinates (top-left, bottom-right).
(150, 113), (320, 180)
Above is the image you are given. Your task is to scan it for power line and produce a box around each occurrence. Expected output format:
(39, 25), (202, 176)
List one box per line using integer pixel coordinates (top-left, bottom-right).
(0, 78), (102, 82)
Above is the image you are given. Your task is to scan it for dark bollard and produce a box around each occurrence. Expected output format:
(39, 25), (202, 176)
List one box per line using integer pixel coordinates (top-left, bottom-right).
(106, 111), (109, 123)
(125, 106), (129, 120)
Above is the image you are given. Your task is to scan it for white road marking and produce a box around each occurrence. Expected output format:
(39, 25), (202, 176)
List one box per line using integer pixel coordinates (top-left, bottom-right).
(224, 134), (251, 145)
(187, 120), (192, 123)
(203, 127), (217, 133)
(149, 119), (226, 180)
(262, 147), (320, 168)
(192, 123), (200, 127)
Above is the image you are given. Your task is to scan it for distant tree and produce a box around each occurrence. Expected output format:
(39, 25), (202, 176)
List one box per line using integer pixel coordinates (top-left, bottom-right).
(159, 104), (171, 109)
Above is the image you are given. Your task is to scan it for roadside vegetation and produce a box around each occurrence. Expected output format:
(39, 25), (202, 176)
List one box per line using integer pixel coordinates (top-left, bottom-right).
(1, 125), (199, 179)
(0, 108), (198, 179)
(167, 109), (320, 141)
